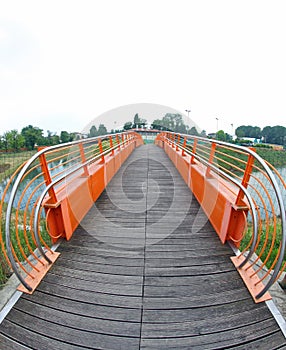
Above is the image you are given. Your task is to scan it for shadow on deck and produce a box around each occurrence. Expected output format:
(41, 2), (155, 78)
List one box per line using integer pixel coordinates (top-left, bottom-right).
(0, 144), (285, 349)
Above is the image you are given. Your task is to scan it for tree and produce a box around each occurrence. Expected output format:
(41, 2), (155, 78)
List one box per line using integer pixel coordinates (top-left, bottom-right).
(123, 121), (133, 130)
(132, 114), (147, 128)
(151, 119), (164, 130)
(235, 125), (261, 139)
(21, 125), (43, 150)
(261, 126), (272, 143)
(235, 128), (244, 138)
(200, 130), (207, 137)
(151, 113), (188, 132)
(133, 113), (140, 128)
(5, 130), (25, 151)
(216, 130), (226, 141)
(262, 125), (286, 145)
(188, 126), (199, 136)
(97, 124), (108, 136)
(60, 131), (70, 143)
(45, 131), (60, 145)
(2, 132), (9, 151)
(225, 133), (233, 142)
(89, 125), (98, 138)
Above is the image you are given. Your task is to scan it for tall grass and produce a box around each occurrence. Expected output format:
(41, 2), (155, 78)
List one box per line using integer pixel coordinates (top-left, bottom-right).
(0, 150), (36, 183)
(239, 219), (284, 269)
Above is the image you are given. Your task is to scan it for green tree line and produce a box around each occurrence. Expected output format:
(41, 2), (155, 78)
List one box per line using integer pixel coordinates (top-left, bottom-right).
(123, 113), (206, 137)
(235, 125), (286, 146)
(2, 119), (285, 153)
(0, 125), (77, 152)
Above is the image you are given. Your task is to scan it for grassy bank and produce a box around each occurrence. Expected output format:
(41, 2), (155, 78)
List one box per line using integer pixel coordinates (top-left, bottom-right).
(255, 147), (286, 168)
(0, 150), (36, 183)
(0, 202), (52, 288)
(240, 219), (284, 270)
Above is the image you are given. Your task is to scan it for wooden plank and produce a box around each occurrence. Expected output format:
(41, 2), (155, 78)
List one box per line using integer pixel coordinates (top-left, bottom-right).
(4, 310), (140, 349)
(0, 320), (86, 350)
(14, 298), (141, 337)
(22, 290), (142, 322)
(37, 281), (142, 308)
(0, 333), (30, 350)
(140, 319), (283, 349)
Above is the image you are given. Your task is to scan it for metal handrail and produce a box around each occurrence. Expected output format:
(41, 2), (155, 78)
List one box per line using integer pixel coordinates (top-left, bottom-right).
(173, 140), (259, 266)
(158, 132), (286, 299)
(32, 137), (133, 260)
(2, 131), (140, 292)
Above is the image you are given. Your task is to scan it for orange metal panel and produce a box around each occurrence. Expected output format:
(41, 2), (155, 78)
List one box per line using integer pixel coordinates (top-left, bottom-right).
(227, 207), (249, 246)
(162, 141), (248, 246)
(114, 149), (122, 173)
(44, 205), (65, 243)
(89, 164), (105, 203)
(17, 251), (60, 294)
(175, 150), (190, 185)
(231, 256), (272, 303)
(104, 155), (116, 185)
(44, 135), (143, 242)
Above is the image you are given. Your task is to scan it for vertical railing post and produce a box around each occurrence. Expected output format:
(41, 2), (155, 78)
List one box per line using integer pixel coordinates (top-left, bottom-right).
(116, 134), (120, 150)
(166, 133), (170, 146)
(182, 137), (187, 156)
(38, 147), (57, 204)
(206, 142), (216, 177)
(236, 150), (255, 206)
(191, 138), (198, 164)
(109, 135), (114, 155)
(176, 134), (180, 151)
(171, 134), (175, 148)
(79, 143), (89, 176)
(98, 138), (105, 163)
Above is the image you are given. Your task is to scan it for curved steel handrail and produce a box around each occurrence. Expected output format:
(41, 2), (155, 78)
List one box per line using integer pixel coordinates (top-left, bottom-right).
(159, 132), (286, 298)
(4, 131), (138, 291)
(32, 137), (134, 258)
(165, 136), (259, 266)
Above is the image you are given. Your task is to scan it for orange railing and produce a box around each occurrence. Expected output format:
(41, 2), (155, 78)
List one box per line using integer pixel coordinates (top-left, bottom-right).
(0, 131), (143, 293)
(156, 132), (286, 301)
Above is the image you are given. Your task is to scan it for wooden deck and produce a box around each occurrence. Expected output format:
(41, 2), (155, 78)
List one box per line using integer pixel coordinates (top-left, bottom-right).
(0, 144), (286, 349)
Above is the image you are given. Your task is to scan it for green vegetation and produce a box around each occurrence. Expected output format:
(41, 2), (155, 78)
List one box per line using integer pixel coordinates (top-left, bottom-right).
(0, 252), (10, 286)
(240, 219), (284, 269)
(0, 203), (51, 288)
(213, 146), (286, 175)
(0, 150), (36, 183)
(235, 125), (286, 147)
(0, 126), (77, 152)
(255, 148), (286, 168)
(89, 124), (108, 137)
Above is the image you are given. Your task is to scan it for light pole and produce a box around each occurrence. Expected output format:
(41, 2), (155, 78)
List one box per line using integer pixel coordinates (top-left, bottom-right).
(185, 109), (191, 119)
(216, 117), (219, 132)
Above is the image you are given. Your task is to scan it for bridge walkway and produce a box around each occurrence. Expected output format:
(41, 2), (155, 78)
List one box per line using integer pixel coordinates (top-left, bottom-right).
(0, 144), (285, 349)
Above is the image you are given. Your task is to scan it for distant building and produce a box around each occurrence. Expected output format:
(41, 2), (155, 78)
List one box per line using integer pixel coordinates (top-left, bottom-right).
(73, 132), (89, 140)
(207, 133), (216, 139)
(239, 137), (262, 144)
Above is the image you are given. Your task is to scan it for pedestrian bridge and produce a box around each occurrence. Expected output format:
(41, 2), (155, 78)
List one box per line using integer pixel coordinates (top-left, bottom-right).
(0, 131), (286, 349)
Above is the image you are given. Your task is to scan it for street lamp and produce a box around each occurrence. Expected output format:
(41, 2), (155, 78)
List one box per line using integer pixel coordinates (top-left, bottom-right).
(216, 117), (219, 133)
(185, 109), (191, 119)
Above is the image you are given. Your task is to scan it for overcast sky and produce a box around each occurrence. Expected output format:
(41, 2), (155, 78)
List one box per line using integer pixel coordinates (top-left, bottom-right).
(0, 0), (285, 136)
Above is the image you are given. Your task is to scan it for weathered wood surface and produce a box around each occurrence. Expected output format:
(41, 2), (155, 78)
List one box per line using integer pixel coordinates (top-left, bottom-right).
(0, 144), (285, 349)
